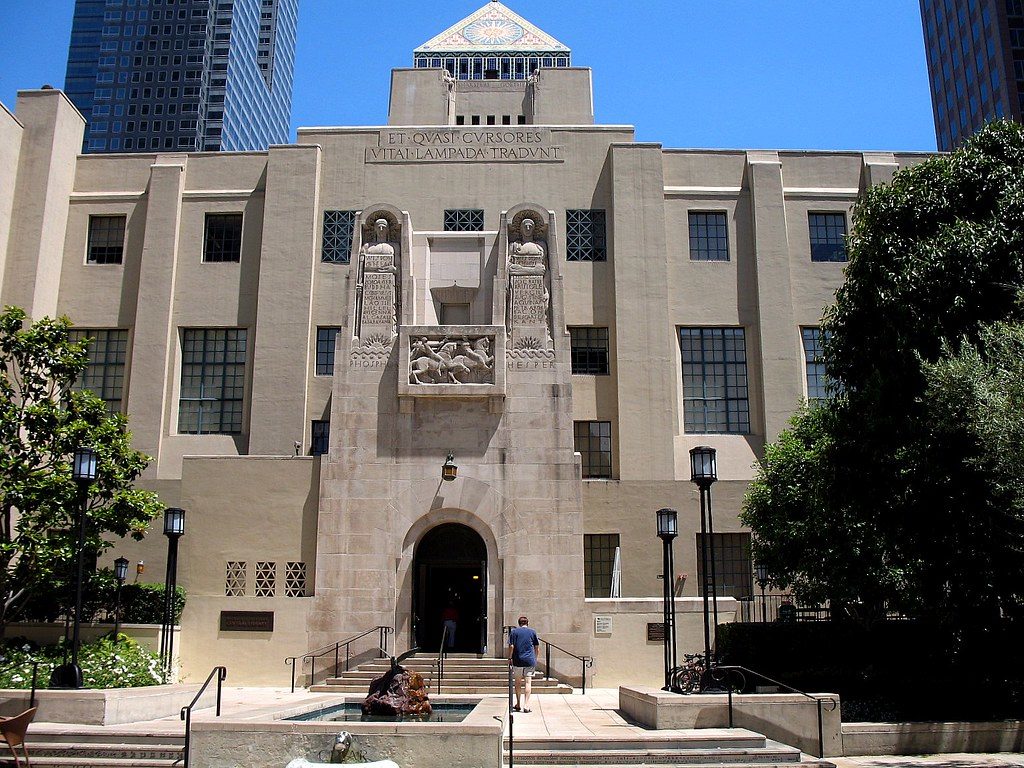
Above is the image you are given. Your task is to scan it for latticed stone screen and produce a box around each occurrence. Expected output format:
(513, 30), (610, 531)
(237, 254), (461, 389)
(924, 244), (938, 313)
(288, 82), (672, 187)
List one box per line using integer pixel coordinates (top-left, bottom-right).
(565, 209), (606, 261)
(322, 210), (357, 263)
(255, 561), (276, 597)
(443, 209), (485, 231)
(225, 561), (246, 597)
(285, 562), (307, 597)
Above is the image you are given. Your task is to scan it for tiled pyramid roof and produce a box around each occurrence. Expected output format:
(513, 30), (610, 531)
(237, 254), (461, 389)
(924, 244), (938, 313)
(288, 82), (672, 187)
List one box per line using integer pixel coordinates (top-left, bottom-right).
(415, 1), (570, 53)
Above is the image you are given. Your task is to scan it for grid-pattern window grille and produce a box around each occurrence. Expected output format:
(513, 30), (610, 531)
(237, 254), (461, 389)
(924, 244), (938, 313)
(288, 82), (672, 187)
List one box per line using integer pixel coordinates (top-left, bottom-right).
(203, 213), (243, 262)
(584, 533), (620, 598)
(688, 212), (729, 261)
(254, 561), (276, 597)
(802, 327), (831, 403)
(225, 561), (246, 597)
(574, 420), (612, 479)
(808, 212), (847, 262)
(569, 327), (610, 375)
(443, 209), (485, 231)
(285, 562), (307, 597)
(316, 327), (340, 376)
(566, 210), (607, 262)
(87, 215), (126, 264)
(695, 532), (753, 599)
(67, 329), (129, 413)
(680, 328), (750, 434)
(311, 420), (330, 456)
(178, 329), (247, 434)
(322, 210), (356, 263)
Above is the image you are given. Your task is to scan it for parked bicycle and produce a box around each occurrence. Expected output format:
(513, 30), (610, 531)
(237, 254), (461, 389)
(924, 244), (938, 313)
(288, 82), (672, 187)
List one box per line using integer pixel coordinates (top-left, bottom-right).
(667, 652), (705, 693)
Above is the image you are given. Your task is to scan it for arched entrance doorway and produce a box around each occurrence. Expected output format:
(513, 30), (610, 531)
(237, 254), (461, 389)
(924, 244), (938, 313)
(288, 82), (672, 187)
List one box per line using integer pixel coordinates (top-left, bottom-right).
(413, 523), (487, 653)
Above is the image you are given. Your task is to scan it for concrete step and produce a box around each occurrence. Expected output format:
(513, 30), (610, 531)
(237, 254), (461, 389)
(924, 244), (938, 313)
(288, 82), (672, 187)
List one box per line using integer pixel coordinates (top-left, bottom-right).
(310, 683), (573, 694)
(0, 758), (177, 768)
(334, 670), (519, 680)
(22, 729), (183, 747)
(17, 742), (183, 761)
(508, 734), (771, 751)
(506, 747), (803, 765)
(326, 673), (564, 685)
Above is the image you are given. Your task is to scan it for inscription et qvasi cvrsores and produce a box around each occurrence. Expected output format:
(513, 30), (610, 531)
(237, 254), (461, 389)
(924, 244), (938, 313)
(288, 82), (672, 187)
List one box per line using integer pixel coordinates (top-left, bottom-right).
(366, 128), (566, 163)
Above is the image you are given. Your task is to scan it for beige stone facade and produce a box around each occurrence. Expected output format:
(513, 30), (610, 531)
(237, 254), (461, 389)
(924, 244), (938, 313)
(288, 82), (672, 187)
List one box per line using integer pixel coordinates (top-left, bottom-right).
(0, 6), (928, 687)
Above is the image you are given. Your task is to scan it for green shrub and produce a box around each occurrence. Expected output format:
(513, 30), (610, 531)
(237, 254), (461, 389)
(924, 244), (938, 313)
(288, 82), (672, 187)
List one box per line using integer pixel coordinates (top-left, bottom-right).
(0, 636), (163, 689)
(19, 569), (186, 625)
(121, 582), (186, 624)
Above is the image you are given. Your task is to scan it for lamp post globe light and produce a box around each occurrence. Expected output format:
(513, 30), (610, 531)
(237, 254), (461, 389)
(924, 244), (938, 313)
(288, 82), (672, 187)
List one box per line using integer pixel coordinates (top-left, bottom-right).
(754, 563), (770, 624)
(113, 556), (129, 642)
(656, 508), (679, 691)
(689, 446), (720, 689)
(159, 507), (186, 679)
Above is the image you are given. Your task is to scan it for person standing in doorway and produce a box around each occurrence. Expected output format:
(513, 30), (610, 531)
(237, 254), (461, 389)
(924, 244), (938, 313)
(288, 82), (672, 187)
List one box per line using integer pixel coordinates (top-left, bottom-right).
(441, 602), (458, 650)
(507, 615), (540, 712)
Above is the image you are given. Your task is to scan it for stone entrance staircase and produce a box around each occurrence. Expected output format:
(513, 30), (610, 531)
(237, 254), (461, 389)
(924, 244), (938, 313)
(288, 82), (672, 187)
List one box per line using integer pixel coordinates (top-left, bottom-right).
(505, 730), (836, 768)
(310, 652), (573, 695)
(0, 727), (183, 767)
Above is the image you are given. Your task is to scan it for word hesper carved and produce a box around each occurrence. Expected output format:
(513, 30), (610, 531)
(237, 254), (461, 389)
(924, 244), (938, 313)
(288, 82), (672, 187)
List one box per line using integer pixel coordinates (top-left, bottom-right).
(409, 335), (495, 385)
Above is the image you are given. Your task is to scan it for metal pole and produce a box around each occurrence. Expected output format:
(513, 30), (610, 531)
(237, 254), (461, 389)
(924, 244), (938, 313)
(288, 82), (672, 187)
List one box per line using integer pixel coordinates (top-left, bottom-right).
(817, 699), (824, 758)
(661, 536), (671, 689)
(668, 536), (678, 677)
(706, 485), (720, 663)
(160, 537), (174, 671)
(760, 584), (767, 623)
(70, 492), (88, 677)
(290, 660), (296, 693)
(546, 643), (551, 681)
(113, 578), (124, 642)
(507, 663), (515, 768)
(698, 487), (712, 683)
(165, 536), (179, 679)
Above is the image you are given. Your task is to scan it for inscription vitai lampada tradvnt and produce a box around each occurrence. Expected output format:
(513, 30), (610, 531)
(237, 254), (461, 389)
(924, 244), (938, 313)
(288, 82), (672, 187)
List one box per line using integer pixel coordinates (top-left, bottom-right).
(366, 129), (566, 163)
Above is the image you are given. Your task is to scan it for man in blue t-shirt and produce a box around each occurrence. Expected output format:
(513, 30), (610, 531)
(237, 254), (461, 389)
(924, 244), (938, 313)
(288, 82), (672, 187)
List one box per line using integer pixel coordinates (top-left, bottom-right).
(507, 615), (540, 712)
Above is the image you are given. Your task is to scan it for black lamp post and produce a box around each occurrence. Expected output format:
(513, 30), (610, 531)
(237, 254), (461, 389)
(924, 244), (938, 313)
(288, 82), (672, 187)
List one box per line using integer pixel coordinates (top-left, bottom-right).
(754, 563), (770, 624)
(656, 508), (679, 691)
(113, 556), (129, 642)
(441, 452), (458, 482)
(689, 445), (719, 686)
(159, 507), (185, 679)
(54, 447), (100, 689)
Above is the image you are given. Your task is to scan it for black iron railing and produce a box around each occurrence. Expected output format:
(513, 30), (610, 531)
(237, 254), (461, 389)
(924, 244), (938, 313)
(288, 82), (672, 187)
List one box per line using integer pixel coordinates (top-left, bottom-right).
(285, 626), (392, 692)
(710, 664), (838, 759)
(503, 625), (594, 694)
(180, 665), (226, 767)
(434, 625), (449, 694)
(0, 659), (42, 709)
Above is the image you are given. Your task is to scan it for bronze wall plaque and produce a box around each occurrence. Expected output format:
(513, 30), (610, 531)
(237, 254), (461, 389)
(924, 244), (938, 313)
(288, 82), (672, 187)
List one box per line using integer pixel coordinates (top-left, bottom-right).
(646, 622), (666, 642)
(219, 611), (274, 632)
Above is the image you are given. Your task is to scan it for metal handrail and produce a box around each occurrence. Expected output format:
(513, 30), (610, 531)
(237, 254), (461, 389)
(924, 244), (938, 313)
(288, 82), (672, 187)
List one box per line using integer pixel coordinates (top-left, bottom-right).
(504, 625), (594, 694)
(179, 665), (226, 767)
(284, 625), (392, 692)
(0, 659), (41, 709)
(435, 625), (449, 694)
(710, 664), (838, 759)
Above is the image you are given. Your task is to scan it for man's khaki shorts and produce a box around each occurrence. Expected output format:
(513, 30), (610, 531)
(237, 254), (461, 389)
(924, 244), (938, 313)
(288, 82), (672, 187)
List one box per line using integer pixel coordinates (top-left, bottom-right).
(512, 665), (536, 679)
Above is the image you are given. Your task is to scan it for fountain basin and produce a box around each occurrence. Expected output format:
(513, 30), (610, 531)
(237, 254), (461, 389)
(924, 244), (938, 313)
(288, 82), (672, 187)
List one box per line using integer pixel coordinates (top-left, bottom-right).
(287, 703), (476, 723)
(188, 697), (504, 768)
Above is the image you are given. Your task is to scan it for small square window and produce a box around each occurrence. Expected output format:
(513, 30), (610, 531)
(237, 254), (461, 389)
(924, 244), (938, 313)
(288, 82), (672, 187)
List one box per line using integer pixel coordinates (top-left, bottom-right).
(566, 210), (607, 262)
(203, 213), (243, 262)
(316, 327), (340, 375)
(87, 215), (126, 264)
(443, 209), (484, 232)
(808, 212), (847, 262)
(569, 327), (610, 375)
(574, 420), (612, 479)
(584, 533), (620, 598)
(322, 210), (356, 264)
(311, 420), (330, 456)
(688, 212), (729, 261)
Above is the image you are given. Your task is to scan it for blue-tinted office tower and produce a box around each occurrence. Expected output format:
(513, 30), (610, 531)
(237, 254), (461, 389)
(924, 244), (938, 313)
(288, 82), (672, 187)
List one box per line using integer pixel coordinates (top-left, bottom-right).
(64, 0), (297, 153)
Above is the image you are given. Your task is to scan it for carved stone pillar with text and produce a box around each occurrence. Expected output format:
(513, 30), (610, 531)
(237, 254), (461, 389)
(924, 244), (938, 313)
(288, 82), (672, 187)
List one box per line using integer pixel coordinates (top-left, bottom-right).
(507, 213), (553, 354)
(357, 215), (400, 344)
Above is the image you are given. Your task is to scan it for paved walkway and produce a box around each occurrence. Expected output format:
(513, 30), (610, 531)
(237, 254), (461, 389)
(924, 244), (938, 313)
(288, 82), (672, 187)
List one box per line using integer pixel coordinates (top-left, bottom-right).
(833, 756), (1024, 768)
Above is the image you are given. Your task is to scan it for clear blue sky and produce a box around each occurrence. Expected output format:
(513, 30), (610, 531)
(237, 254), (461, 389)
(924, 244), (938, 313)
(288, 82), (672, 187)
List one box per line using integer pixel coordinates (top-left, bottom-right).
(0, 0), (937, 151)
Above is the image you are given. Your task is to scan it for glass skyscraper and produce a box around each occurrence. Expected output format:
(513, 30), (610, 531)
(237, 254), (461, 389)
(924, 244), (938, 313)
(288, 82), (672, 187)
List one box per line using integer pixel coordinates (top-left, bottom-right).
(920, 0), (1018, 151)
(64, 0), (297, 153)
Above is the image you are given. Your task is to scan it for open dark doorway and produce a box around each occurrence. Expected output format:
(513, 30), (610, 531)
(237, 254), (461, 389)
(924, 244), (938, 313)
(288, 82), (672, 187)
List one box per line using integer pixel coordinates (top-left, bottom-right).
(414, 523), (487, 654)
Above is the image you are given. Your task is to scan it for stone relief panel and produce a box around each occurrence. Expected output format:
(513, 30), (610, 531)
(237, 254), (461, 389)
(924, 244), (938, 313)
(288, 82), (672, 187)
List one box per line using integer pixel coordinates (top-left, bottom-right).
(356, 212), (400, 342)
(506, 211), (552, 354)
(409, 334), (496, 385)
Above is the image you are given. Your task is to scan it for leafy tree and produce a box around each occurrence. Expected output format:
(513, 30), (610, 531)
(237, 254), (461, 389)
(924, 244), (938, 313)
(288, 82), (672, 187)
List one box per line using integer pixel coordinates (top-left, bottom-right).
(0, 306), (162, 634)
(742, 121), (1024, 628)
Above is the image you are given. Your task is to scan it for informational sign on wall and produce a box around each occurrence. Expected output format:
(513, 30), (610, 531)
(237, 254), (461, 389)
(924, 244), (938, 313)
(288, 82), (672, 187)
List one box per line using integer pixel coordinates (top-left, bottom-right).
(594, 615), (613, 635)
(219, 611), (275, 632)
(646, 622), (666, 642)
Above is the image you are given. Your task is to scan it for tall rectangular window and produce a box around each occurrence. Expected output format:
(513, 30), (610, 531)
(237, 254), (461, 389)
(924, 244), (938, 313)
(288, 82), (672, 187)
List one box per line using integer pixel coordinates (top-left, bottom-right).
(178, 328), (247, 434)
(680, 327), (749, 434)
(87, 215), (126, 264)
(67, 329), (129, 413)
(584, 533), (620, 598)
(688, 211), (729, 261)
(802, 327), (831, 403)
(316, 327), (340, 376)
(322, 210), (356, 263)
(808, 212), (847, 262)
(574, 420), (612, 479)
(203, 213), (243, 262)
(569, 327), (610, 375)
(311, 420), (330, 456)
(443, 209), (484, 231)
(696, 532), (752, 599)
(566, 209), (607, 262)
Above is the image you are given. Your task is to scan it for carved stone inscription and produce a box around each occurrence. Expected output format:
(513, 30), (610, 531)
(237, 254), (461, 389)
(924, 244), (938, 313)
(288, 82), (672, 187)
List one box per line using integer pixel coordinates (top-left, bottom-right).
(409, 335), (495, 385)
(367, 129), (565, 164)
(362, 272), (396, 328)
(511, 275), (547, 325)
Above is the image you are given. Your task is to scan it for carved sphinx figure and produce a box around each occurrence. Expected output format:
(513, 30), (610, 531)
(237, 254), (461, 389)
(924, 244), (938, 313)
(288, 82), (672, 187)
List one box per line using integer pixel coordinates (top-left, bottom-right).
(410, 336), (494, 385)
(508, 217), (547, 275)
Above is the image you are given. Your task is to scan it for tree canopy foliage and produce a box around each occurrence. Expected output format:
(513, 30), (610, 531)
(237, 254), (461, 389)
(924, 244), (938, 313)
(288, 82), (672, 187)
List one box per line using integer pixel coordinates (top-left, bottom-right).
(742, 121), (1024, 627)
(0, 306), (162, 631)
